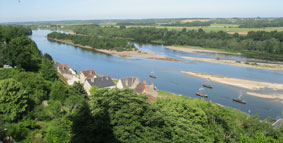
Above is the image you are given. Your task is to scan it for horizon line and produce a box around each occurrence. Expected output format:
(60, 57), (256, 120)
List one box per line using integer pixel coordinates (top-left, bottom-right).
(1, 16), (283, 25)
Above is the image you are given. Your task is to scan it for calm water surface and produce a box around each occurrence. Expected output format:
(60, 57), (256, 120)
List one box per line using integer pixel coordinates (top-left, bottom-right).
(30, 30), (283, 119)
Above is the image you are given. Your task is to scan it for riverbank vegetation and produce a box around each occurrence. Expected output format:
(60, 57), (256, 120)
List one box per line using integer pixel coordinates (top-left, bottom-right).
(63, 25), (283, 61)
(47, 32), (136, 51)
(1, 25), (283, 142)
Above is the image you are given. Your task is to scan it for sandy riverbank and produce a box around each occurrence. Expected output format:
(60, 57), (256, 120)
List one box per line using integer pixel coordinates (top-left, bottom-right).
(165, 45), (240, 55)
(180, 71), (283, 103)
(246, 92), (283, 103)
(182, 56), (283, 71)
(49, 38), (181, 62)
(180, 71), (283, 90)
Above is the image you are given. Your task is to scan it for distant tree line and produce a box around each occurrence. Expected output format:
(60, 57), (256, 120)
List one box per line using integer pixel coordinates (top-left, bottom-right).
(47, 32), (136, 51)
(116, 22), (156, 26)
(68, 25), (283, 60)
(162, 21), (213, 27)
(239, 18), (283, 28)
(115, 18), (283, 28)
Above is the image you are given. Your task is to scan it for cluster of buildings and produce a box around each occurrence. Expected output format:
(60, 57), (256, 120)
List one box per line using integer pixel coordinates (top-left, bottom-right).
(57, 64), (159, 98)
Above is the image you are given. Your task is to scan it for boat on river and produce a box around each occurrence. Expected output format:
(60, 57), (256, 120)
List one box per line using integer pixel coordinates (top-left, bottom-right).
(203, 84), (213, 89)
(196, 87), (208, 98)
(149, 75), (157, 78)
(233, 98), (246, 104)
(196, 92), (208, 98)
(233, 92), (246, 104)
(149, 71), (157, 78)
(203, 79), (213, 89)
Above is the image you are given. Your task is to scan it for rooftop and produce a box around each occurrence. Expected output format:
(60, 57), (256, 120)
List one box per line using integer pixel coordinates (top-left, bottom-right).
(87, 76), (115, 88)
(82, 70), (96, 78)
(57, 64), (73, 75)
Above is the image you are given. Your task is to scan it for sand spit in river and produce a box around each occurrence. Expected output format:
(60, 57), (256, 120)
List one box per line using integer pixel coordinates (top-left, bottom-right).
(49, 38), (181, 62)
(165, 45), (240, 55)
(182, 56), (283, 71)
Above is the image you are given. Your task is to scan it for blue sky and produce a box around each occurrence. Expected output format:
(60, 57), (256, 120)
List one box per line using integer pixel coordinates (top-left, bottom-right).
(0, 0), (282, 23)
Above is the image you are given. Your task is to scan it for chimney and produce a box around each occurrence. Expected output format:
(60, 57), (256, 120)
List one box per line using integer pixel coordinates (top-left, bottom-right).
(91, 77), (94, 82)
(151, 82), (154, 89)
(106, 76), (109, 80)
(143, 80), (147, 84)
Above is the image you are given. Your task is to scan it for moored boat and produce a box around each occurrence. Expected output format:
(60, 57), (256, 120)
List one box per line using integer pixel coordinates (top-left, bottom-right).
(196, 92), (208, 98)
(203, 84), (213, 89)
(149, 75), (157, 78)
(233, 98), (246, 104)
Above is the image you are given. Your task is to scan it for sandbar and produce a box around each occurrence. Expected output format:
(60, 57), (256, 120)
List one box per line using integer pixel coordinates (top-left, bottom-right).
(182, 56), (283, 71)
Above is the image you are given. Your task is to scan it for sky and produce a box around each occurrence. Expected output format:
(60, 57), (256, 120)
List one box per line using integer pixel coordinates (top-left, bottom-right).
(0, 0), (283, 23)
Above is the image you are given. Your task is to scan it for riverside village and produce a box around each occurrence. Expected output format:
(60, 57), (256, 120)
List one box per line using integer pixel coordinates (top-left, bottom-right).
(56, 63), (159, 102)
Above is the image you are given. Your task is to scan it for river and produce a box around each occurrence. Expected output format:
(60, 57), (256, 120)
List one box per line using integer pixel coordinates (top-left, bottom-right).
(30, 29), (283, 119)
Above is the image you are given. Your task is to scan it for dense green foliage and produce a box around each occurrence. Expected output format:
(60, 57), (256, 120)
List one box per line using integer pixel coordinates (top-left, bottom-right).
(0, 25), (32, 43)
(0, 26), (86, 142)
(0, 79), (29, 122)
(2, 36), (42, 71)
(66, 25), (283, 60)
(47, 32), (136, 51)
(0, 68), (87, 143)
(71, 88), (283, 143)
(239, 18), (283, 28)
(0, 25), (41, 70)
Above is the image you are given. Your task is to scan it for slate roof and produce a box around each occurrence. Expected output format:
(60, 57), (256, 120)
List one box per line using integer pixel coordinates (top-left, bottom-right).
(87, 76), (115, 88)
(82, 70), (96, 78)
(120, 77), (139, 88)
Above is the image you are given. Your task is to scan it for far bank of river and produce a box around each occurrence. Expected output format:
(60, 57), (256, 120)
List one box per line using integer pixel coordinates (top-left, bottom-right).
(31, 29), (283, 119)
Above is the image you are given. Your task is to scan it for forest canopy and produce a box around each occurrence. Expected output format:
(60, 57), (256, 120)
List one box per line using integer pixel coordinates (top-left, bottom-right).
(47, 32), (136, 51)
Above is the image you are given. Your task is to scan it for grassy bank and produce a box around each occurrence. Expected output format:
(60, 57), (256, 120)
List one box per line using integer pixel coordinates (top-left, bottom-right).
(157, 90), (181, 98)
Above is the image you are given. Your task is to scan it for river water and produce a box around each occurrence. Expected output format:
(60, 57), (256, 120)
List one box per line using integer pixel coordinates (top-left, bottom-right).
(30, 29), (283, 119)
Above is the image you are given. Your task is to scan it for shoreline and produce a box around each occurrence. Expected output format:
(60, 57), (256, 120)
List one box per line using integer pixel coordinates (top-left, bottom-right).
(246, 92), (283, 103)
(180, 71), (283, 103)
(182, 56), (283, 71)
(164, 45), (241, 55)
(48, 38), (181, 62)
